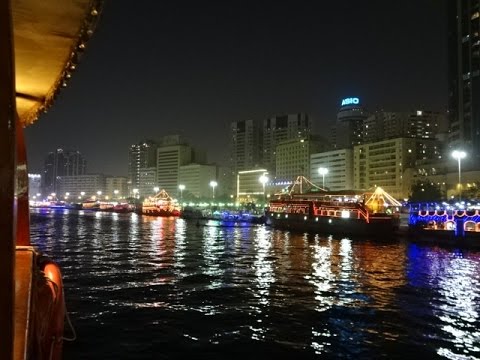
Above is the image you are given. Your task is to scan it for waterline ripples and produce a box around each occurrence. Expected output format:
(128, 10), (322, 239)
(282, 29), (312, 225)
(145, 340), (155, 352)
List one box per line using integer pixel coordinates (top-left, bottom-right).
(29, 209), (480, 359)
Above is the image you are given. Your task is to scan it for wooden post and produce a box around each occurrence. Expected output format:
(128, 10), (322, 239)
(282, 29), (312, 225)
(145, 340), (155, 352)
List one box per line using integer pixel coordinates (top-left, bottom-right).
(0, 0), (17, 358)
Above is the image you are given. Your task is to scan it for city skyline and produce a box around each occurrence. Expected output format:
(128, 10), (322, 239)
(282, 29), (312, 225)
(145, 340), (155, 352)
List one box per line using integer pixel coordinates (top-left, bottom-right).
(24, 1), (448, 176)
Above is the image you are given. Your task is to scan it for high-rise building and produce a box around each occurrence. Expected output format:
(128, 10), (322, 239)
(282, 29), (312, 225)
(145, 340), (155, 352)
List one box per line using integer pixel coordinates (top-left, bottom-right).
(128, 140), (158, 192)
(353, 138), (443, 199)
(364, 111), (448, 143)
(275, 136), (328, 182)
(43, 148), (86, 195)
(262, 113), (311, 174)
(447, 0), (480, 165)
(156, 137), (193, 195)
(230, 119), (262, 175)
(334, 97), (368, 149)
(138, 167), (157, 197)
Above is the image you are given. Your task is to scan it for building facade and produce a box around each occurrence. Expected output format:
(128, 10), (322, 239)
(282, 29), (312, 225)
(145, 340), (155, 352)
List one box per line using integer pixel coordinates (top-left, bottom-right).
(262, 113), (311, 174)
(447, 0), (480, 165)
(236, 169), (268, 203)
(138, 167), (157, 198)
(57, 174), (106, 199)
(43, 148), (86, 195)
(353, 138), (443, 200)
(230, 119), (262, 175)
(364, 111), (448, 143)
(335, 97), (368, 149)
(128, 140), (158, 193)
(178, 163), (217, 199)
(28, 174), (42, 199)
(275, 137), (327, 182)
(105, 176), (128, 199)
(156, 141), (193, 195)
(310, 149), (354, 191)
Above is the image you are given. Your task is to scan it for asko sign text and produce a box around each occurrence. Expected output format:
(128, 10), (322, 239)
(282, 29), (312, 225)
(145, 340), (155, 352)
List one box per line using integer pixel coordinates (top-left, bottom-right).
(341, 97), (360, 106)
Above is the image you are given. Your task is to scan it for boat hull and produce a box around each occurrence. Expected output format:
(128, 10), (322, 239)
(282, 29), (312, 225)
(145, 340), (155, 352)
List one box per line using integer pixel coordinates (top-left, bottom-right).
(407, 227), (480, 249)
(142, 206), (180, 217)
(265, 212), (399, 237)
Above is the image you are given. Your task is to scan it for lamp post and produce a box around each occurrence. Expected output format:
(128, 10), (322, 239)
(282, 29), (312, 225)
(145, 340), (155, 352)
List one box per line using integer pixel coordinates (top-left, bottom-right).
(132, 188), (139, 199)
(209, 181), (218, 199)
(153, 186), (159, 194)
(259, 175), (268, 202)
(114, 189), (119, 199)
(97, 191), (102, 201)
(318, 167), (328, 188)
(179, 184), (185, 200)
(452, 150), (467, 201)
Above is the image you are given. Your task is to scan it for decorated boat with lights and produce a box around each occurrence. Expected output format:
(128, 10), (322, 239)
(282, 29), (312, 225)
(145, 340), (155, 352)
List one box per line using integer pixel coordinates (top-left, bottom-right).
(408, 203), (480, 247)
(142, 189), (182, 216)
(1, 0), (104, 358)
(265, 176), (402, 237)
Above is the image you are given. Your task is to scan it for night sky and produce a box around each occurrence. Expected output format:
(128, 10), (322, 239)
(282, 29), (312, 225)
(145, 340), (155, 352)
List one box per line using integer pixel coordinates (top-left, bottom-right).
(24, 1), (448, 176)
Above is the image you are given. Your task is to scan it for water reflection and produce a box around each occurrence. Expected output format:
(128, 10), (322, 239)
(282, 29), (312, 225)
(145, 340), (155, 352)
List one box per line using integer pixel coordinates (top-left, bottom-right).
(27, 209), (480, 360)
(250, 226), (274, 340)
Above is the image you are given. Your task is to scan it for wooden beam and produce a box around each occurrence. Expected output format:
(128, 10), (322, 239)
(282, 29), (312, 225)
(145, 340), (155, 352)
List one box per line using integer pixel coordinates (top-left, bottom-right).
(0, 0), (17, 358)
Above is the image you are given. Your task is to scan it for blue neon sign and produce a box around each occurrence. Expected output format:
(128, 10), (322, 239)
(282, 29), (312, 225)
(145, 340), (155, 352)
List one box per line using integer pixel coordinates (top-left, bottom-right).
(341, 97), (360, 106)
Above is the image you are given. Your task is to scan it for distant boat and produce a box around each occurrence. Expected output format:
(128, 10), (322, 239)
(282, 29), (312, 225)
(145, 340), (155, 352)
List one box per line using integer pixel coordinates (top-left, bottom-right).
(265, 176), (401, 237)
(81, 199), (101, 210)
(408, 203), (480, 248)
(142, 189), (181, 217)
(113, 202), (135, 213)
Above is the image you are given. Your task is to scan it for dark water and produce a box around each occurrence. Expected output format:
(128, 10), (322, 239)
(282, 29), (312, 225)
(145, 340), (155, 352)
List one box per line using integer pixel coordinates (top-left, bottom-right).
(29, 209), (480, 360)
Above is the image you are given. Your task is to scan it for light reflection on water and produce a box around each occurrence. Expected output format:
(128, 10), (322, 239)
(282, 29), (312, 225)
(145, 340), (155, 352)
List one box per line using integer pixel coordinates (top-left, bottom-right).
(29, 209), (480, 360)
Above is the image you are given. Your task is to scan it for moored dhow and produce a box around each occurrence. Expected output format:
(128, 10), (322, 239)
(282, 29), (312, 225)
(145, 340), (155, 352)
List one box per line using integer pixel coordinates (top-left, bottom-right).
(265, 176), (401, 237)
(408, 203), (480, 248)
(142, 189), (181, 217)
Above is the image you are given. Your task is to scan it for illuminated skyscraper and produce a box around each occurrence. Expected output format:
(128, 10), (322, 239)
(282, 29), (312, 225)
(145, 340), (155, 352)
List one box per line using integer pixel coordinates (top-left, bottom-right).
(128, 140), (158, 193)
(230, 119), (262, 175)
(262, 113), (311, 174)
(43, 148), (86, 195)
(448, 0), (480, 165)
(335, 97), (368, 149)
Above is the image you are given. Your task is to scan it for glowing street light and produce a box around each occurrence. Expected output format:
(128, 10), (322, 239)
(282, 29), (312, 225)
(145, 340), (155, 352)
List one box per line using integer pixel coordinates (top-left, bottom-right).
(153, 186), (160, 193)
(318, 167), (329, 188)
(179, 184), (185, 199)
(114, 189), (119, 199)
(209, 181), (218, 199)
(452, 150), (467, 201)
(97, 191), (102, 200)
(259, 175), (268, 202)
(132, 188), (139, 199)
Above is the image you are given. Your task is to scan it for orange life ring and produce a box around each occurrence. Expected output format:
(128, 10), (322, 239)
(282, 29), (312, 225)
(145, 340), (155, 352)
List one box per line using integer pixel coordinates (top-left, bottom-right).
(40, 260), (66, 360)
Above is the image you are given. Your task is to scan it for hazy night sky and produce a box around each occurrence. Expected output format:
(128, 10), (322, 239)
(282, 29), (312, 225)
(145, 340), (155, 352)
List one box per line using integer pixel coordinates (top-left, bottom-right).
(24, 1), (448, 176)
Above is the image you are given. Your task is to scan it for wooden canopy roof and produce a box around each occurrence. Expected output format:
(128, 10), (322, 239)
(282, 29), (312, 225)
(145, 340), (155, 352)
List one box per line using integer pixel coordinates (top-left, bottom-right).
(12, 0), (103, 126)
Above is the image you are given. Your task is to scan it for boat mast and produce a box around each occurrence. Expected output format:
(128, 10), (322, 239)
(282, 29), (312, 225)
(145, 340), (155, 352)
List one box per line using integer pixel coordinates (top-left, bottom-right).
(0, 0), (17, 358)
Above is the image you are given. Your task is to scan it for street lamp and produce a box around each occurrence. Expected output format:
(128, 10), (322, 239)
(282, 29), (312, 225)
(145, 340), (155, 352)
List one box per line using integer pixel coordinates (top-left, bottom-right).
(209, 180), (218, 199)
(114, 189), (119, 199)
(259, 175), (268, 202)
(153, 186), (159, 193)
(132, 188), (139, 199)
(97, 191), (102, 200)
(452, 150), (467, 201)
(318, 167), (329, 188)
(179, 184), (185, 199)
